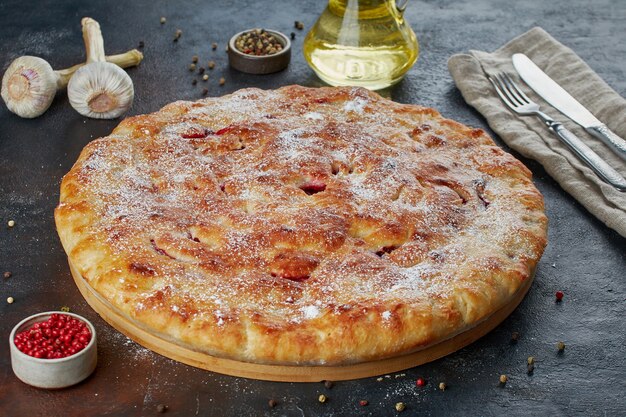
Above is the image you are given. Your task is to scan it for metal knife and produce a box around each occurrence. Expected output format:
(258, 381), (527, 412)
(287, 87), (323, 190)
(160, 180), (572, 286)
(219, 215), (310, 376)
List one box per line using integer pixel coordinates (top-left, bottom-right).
(512, 53), (626, 161)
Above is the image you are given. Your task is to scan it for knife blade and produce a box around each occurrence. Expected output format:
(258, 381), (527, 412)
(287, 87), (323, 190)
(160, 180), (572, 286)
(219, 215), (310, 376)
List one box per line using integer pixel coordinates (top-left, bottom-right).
(512, 53), (626, 161)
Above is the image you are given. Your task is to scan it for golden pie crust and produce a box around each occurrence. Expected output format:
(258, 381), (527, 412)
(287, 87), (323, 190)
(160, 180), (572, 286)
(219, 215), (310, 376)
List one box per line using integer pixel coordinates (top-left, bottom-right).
(55, 86), (547, 365)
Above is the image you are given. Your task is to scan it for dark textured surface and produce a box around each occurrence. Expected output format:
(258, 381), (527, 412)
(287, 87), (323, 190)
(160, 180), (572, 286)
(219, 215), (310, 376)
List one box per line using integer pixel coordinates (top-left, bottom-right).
(0, 0), (625, 416)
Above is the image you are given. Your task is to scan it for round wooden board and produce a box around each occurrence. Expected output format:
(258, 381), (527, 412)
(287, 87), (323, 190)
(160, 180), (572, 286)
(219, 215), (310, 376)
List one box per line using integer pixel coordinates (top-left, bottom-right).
(69, 259), (534, 382)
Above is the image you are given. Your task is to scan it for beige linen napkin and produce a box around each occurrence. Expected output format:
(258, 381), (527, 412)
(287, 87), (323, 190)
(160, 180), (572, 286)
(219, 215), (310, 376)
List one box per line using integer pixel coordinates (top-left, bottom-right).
(448, 27), (626, 237)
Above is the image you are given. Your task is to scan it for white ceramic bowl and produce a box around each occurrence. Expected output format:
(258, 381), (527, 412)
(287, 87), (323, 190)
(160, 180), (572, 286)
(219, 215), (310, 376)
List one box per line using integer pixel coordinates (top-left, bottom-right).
(9, 311), (97, 389)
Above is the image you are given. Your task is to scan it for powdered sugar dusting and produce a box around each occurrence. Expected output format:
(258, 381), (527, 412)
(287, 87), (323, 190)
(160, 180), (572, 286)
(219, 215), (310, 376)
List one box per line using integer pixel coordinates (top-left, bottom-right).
(301, 305), (321, 319)
(304, 112), (324, 120)
(344, 97), (367, 113)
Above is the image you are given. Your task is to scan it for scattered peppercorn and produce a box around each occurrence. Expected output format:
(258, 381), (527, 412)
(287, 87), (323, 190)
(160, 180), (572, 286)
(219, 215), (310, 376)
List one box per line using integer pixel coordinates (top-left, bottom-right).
(219, 77), (225, 86)
(189, 63), (196, 71)
(268, 399), (278, 408)
(439, 382), (446, 391)
(192, 55), (199, 63)
(198, 67), (205, 74)
(202, 88), (208, 96)
(8, 220), (15, 227)
(499, 374), (508, 385)
(557, 341), (566, 352)
(4, 271), (12, 278)
(202, 74), (209, 81)
(294, 21), (304, 30)
(318, 394), (327, 403)
(395, 402), (406, 412)
(60, 306), (71, 312)
(323, 380), (334, 389)
(207, 61), (215, 70)
(511, 331), (520, 343)
(359, 400), (368, 406)
(174, 29), (182, 42)
(192, 79), (197, 85)
(211, 42), (218, 50)
(138, 41), (144, 49)
(234, 28), (284, 56)
(416, 378), (426, 387)
(290, 32), (296, 40)
(7, 296), (14, 304)
(156, 404), (167, 413)
(160, 17), (166, 24)
(555, 291), (564, 302)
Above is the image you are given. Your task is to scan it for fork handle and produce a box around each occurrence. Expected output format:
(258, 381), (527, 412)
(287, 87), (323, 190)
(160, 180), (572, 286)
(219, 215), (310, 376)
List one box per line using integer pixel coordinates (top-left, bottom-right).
(550, 122), (626, 191)
(585, 124), (626, 162)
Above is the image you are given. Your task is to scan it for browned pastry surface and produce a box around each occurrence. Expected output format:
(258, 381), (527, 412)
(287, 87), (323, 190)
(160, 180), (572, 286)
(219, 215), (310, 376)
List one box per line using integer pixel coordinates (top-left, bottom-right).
(55, 85), (547, 365)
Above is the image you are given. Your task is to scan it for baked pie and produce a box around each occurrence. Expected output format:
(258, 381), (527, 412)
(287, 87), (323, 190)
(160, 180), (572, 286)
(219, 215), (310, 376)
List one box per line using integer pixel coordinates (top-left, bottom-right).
(55, 86), (547, 365)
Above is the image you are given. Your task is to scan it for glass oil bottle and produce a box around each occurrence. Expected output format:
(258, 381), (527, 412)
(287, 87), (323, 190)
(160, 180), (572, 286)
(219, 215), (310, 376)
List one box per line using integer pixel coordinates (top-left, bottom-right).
(303, 0), (419, 90)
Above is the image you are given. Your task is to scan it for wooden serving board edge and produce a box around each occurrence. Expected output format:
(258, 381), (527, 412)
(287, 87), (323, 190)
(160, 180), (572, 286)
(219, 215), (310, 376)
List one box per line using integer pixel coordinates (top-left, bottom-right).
(69, 259), (535, 382)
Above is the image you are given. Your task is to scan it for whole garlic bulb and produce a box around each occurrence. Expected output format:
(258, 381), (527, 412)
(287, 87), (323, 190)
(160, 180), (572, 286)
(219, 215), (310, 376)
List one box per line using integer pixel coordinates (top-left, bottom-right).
(1, 56), (58, 118)
(68, 18), (134, 119)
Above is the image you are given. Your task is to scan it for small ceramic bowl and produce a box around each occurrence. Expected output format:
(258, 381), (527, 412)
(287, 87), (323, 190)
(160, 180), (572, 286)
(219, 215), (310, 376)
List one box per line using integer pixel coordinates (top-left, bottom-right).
(9, 311), (97, 389)
(228, 29), (291, 74)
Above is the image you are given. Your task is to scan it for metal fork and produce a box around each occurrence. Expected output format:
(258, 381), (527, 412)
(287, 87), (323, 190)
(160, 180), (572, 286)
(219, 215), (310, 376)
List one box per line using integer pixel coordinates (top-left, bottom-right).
(489, 73), (626, 191)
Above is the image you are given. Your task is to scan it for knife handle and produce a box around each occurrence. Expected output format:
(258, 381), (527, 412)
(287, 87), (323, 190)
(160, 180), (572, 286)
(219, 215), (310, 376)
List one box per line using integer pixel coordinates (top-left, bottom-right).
(585, 125), (626, 162)
(551, 123), (626, 191)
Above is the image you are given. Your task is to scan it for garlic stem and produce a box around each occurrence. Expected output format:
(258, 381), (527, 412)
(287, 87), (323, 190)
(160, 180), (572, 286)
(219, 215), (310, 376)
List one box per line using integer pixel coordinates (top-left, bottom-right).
(55, 49), (143, 88)
(82, 17), (106, 63)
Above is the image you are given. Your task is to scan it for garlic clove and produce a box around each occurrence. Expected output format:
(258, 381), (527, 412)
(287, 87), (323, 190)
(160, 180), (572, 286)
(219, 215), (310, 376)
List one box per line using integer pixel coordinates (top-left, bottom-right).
(68, 62), (134, 119)
(1, 56), (58, 118)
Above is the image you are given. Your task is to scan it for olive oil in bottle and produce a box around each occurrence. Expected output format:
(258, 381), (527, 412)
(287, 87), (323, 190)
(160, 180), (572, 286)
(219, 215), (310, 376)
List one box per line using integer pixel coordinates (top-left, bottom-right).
(303, 0), (419, 90)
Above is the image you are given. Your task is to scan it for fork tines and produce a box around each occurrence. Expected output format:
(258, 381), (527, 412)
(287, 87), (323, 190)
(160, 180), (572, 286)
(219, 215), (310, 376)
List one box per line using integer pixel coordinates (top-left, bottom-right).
(489, 72), (533, 109)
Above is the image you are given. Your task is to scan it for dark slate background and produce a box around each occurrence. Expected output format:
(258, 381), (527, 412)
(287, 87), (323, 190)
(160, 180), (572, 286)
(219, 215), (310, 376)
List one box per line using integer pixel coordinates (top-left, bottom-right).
(0, 0), (624, 416)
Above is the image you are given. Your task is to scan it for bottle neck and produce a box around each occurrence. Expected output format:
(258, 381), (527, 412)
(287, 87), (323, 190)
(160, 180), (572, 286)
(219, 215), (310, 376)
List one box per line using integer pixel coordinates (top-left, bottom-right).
(329, 0), (399, 19)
